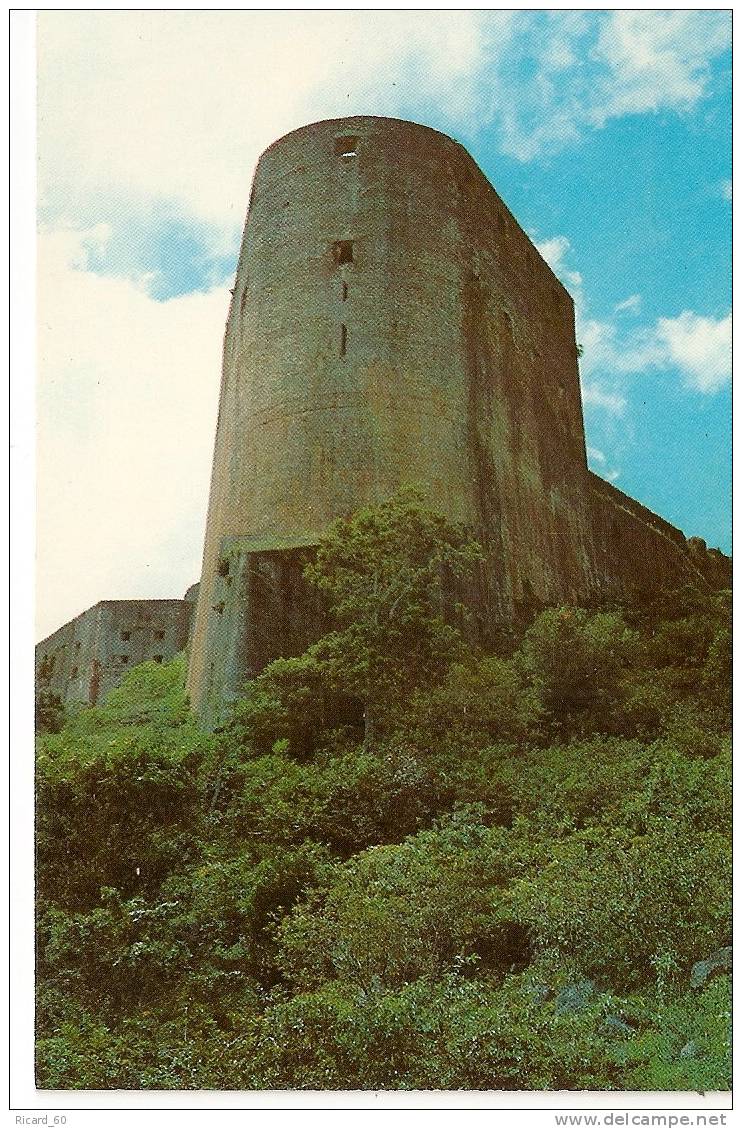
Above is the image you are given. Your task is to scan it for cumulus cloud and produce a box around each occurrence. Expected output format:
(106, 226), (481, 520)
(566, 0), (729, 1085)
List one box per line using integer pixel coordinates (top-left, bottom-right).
(493, 9), (730, 160)
(591, 11), (731, 123)
(656, 311), (732, 393)
(587, 446), (622, 483)
(581, 383), (627, 416)
(534, 235), (583, 291)
(578, 310), (731, 392)
(536, 233), (731, 398)
(37, 226), (230, 638)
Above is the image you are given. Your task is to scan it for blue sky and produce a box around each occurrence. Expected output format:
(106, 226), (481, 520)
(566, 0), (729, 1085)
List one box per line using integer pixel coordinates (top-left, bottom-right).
(36, 11), (731, 638)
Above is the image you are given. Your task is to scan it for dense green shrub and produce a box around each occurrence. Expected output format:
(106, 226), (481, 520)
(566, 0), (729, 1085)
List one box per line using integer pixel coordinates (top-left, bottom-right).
(248, 969), (627, 1091)
(35, 499), (731, 1091)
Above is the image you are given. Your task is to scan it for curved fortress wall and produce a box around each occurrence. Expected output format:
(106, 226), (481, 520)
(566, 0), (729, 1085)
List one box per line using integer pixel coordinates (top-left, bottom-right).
(188, 116), (728, 723)
(187, 116), (594, 720)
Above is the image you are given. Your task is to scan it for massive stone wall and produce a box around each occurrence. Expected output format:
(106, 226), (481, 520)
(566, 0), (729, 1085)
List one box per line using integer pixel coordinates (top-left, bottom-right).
(187, 116), (607, 721)
(585, 474), (731, 596)
(36, 590), (198, 709)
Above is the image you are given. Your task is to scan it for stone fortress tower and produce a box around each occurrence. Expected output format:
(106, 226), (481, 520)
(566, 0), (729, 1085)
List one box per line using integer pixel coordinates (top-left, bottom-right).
(186, 116), (729, 724)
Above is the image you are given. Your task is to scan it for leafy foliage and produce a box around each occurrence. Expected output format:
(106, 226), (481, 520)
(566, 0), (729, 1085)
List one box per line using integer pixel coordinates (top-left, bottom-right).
(35, 496), (731, 1091)
(302, 487), (484, 741)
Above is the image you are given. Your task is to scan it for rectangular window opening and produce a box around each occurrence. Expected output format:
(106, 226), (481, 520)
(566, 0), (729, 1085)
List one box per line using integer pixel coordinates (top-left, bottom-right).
(341, 281), (348, 301)
(334, 136), (358, 159)
(340, 324), (347, 358)
(153, 655), (163, 664)
(121, 630), (131, 641)
(154, 630), (165, 640)
(334, 240), (354, 266)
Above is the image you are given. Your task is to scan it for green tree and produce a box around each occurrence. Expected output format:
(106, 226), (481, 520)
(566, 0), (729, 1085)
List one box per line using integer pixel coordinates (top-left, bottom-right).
(303, 488), (483, 747)
(35, 688), (66, 734)
(518, 606), (637, 734)
(36, 656), (211, 909)
(35, 653), (66, 733)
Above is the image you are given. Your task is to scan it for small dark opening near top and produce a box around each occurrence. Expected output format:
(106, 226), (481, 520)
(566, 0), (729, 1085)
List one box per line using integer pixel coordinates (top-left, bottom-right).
(217, 558), (230, 578)
(154, 630), (165, 641)
(342, 281), (348, 301)
(334, 240), (354, 265)
(340, 324), (347, 357)
(121, 630), (131, 641)
(335, 136), (358, 158)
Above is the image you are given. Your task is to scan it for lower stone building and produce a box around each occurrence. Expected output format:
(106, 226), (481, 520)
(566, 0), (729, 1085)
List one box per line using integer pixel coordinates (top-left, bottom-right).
(35, 585), (198, 709)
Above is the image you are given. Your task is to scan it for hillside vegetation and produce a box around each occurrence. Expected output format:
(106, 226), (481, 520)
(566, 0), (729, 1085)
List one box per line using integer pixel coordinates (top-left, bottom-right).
(36, 493), (731, 1091)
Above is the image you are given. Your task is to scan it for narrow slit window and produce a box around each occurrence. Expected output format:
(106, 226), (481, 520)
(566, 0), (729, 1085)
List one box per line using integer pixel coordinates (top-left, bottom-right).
(334, 240), (354, 266)
(341, 281), (348, 301)
(335, 136), (358, 159)
(340, 325), (347, 357)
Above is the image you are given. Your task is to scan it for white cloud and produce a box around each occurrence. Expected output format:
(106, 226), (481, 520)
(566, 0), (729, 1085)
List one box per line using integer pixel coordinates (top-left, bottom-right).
(587, 445), (622, 483)
(656, 311), (732, 393)
(494, 10), (729, 160)
(38, 11), (730, 226)
(536, 232), (731, 397)
(579, 316), (667, 377)
(36, 227), (230, 638)
(721, 179), (732, 201)
(614, 294), (642, 315)
(578, 310), (731, 392)
(591, 11), (731, 124)
(581, 383), (627, 416)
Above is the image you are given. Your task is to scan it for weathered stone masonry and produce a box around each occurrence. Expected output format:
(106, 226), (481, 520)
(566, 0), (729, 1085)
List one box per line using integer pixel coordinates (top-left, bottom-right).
(186, 116), (729, 725)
